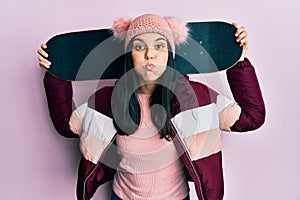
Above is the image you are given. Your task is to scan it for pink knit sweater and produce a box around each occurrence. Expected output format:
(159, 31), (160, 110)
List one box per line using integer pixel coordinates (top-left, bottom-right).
(112, 93), (189, 200)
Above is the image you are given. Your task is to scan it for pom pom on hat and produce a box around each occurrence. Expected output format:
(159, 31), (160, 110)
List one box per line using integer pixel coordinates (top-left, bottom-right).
(111, 16), (132, 40)
(164, 16), (189, 45)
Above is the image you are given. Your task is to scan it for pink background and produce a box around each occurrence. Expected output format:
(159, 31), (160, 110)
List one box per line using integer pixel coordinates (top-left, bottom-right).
(1, 0), (299, 199)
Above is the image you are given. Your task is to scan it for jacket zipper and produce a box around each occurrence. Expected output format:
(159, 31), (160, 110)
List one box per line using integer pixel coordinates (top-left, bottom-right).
(170, 123), (205, 200)
(82, 134), (117, 200)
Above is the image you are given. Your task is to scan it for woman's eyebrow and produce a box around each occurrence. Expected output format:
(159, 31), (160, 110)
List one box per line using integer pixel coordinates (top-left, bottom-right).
(132, 38), (144, 43)
(133, 37), (167, 43)
(155, 38), (167, 42)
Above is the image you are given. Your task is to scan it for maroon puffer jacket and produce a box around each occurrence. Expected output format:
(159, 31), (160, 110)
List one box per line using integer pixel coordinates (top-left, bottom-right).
(43, 58), (265, 200)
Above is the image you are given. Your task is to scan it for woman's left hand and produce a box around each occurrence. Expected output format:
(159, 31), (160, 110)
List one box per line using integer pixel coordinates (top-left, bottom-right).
(232, 22), (249, 61)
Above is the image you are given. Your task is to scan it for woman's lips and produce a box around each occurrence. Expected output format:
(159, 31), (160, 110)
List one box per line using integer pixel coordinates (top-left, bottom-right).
(145, 63), (155, 70)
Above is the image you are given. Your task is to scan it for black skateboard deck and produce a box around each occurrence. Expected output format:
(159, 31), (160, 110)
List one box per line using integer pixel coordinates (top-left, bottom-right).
(45, 22), (242, 81)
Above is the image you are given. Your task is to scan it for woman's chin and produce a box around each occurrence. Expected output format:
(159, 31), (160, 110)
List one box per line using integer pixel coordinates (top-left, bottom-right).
(141, 73), (160, 83)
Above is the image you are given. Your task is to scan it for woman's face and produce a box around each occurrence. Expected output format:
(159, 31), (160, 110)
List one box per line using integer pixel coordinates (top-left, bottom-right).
(131, 33), (169, 83)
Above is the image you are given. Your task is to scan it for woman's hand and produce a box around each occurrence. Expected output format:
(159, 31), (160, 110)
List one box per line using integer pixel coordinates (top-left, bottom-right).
(37, 44), (51, 69)
(232, 22), (249, 61)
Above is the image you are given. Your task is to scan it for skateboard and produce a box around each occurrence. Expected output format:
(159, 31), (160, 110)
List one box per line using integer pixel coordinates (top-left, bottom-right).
(45, 22), (242, 81)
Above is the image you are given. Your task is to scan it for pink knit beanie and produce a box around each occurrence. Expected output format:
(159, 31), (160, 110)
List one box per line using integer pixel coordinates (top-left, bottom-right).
(111, 13), (189, 58)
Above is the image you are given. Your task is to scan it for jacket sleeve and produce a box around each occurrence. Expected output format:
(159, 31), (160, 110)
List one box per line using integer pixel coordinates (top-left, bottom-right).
(43, 72), (78, 138)
(226, 58), (266, 132)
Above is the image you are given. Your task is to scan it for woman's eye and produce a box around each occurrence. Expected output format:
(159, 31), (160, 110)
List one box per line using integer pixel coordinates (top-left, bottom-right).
(134, 44), (145, 51)
(155, 44), (165, 50)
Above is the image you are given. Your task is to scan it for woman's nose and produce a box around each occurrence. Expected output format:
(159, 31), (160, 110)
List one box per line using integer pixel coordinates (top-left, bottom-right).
(146, 47), (155, 60)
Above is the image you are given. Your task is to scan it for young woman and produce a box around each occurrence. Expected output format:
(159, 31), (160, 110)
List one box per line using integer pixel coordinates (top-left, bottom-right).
(38, 14), (265, 200)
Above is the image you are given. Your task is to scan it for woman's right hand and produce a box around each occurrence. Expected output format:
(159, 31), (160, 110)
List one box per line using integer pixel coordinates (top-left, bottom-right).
(37, 44), (51, 69)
